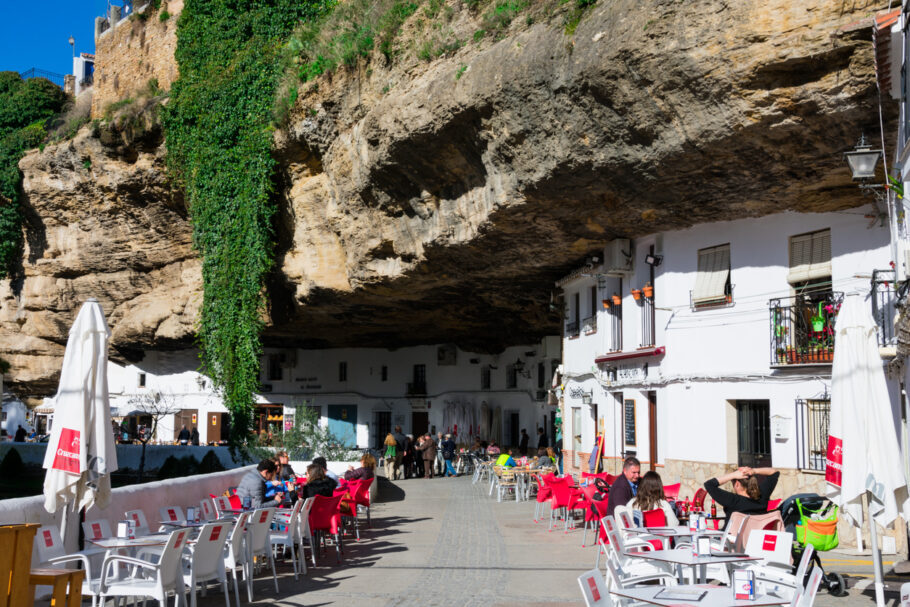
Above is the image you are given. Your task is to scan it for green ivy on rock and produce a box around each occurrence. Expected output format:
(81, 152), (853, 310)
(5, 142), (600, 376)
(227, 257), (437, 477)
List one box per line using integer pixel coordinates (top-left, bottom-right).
(0, 72), (67, 277)
(163, 0), (332, 446)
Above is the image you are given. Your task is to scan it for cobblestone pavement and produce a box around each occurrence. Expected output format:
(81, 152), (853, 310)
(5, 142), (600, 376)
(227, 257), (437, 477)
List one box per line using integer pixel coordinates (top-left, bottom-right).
(189, 474), (905, 606)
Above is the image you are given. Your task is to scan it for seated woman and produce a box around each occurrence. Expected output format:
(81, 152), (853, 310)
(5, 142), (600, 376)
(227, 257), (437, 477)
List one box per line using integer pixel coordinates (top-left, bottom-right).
(344, 453), (377, 481)
(615, 470), (679, 527)
(495, 449), (517, 468)
(302, 463), (337, 499)
(704, 466), (779, 520)
(486, 441), (501, 456)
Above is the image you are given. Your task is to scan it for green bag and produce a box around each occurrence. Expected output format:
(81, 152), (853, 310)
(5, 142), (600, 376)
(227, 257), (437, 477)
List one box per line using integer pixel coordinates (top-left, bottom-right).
(385, 444), (397, 458)
(795, 499), (839, 551)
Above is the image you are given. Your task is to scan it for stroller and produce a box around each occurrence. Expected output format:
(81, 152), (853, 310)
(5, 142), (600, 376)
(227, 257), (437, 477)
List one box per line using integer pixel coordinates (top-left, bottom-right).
(778, 493), (846, 596)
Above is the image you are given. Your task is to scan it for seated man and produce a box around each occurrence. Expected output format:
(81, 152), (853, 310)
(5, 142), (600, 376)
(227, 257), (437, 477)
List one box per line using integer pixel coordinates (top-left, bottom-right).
(606, 456), (641, 517)
(237, 459), (283, 509)
(495, 449), (517, 468)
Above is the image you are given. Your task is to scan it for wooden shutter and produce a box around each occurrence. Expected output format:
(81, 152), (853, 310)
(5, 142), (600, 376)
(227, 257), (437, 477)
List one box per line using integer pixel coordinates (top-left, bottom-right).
(788, 230), (831, 283)
(692, 245), (730, 304)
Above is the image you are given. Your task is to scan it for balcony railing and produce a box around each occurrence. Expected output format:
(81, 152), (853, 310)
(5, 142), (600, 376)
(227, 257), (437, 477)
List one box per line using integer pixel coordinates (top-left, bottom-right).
(769, 291), (843, 366)
(640, 295), (655, 348)
(609, 306), (622, 352)
(582, 315), (597, 334)
(406, 382), (427, 396)
(566, 321), (580, 338)
(872, 269), (898, 348)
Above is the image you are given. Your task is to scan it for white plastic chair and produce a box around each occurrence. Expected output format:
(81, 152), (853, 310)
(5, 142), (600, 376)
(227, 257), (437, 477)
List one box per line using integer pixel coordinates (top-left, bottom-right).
(223, 511), (251, 607)
(271, 498), (305, 579)
(200, 497), (217, 521)
(791, 566), (824, 607)
(247, 507), (279, 598)
(99, 528), (190, 607)
(577, 568), (613, 607)
(33, 525), (103, 607)
(748, 544), (815, 601)
(296, 497), (317, 567)
(745, 529), (793, 568)
(82, 519), (112, 541)
(602, 544), (676, 594)
(125, 509), (153, 537)
(213, 496), (233, 518)
(160, 506), (186, 525)
(600, 517), (671, 581)
(901, 580), (910, 607)
(183, 521), (231, 607)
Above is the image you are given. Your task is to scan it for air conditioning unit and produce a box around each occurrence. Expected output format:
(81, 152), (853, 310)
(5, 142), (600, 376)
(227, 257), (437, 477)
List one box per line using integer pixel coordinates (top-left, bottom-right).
(604, 239), (633, 275)
(279, 350), (297, 369)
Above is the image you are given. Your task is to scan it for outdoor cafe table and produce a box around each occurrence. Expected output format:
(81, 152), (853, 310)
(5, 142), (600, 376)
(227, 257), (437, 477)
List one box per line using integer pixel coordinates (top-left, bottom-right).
(87, 536), (170, 550)
(611, 584), (789, 607)
(626, 526), (725, 538)
(623, 547), (759, 584)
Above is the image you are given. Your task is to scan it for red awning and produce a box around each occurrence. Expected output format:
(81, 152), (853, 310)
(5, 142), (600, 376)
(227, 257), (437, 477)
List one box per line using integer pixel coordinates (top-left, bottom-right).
(594, 346), (665, 364)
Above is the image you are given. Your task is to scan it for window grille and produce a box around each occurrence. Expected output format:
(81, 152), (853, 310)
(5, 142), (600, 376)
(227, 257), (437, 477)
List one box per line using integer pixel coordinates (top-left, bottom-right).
(795, 398), (830, 472)
(339, 362), (347, 382)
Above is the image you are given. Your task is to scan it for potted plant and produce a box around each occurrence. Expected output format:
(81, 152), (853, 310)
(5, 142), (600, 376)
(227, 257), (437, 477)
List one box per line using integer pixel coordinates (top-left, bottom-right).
(612, 293), (622, 305)
(775, 347), (788, 364)
(602, 299), (611, 309)
(642, 283), (653, 298)
(631, 288), (642, 301)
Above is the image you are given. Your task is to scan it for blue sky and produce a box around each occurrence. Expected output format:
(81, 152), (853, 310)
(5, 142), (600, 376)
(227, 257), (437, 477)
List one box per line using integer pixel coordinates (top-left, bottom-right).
(0, 1), (111, 78)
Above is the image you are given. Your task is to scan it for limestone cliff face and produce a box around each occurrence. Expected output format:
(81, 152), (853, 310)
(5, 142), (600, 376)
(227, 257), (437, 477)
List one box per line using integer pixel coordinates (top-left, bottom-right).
(0, 0), (894, 396)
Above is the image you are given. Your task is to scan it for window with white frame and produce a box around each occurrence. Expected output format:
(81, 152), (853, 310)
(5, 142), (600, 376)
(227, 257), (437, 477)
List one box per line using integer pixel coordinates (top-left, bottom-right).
(693, 244), (731, 308)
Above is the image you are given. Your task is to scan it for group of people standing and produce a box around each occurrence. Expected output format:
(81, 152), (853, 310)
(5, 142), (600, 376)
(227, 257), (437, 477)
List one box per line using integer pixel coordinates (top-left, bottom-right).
(383, 426), (457, 479)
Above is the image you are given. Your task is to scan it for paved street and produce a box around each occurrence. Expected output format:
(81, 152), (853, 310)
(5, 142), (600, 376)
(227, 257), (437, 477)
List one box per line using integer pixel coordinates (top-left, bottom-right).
(191, 474), (905, 606)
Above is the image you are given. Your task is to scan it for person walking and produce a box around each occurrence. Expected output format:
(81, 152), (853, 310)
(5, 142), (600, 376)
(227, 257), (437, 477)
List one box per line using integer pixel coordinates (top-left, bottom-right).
(190, 426), (200, 446)
(537, 427), (548, 450)
(392, 425), (407, 480)
(177, 425), (190, 445)
(435, 432), (445, 475)
(441, 434), (457, 477)
(519, 429), (530, 456)
(383, 432), (398, 478)
(416, 434), (438, 478)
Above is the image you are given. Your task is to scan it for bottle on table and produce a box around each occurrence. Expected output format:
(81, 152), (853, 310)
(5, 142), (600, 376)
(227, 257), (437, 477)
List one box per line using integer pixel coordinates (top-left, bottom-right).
(710, 499), (717, 519)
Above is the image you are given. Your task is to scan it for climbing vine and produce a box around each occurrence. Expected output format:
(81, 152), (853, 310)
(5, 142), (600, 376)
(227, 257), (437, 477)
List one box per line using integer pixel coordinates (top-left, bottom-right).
(163, 0), (332, 445)
(0, 72), (67, 277)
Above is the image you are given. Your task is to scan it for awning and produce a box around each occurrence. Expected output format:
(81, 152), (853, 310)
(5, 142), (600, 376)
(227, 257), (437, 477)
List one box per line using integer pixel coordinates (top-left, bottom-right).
(594, 346), (665, 364)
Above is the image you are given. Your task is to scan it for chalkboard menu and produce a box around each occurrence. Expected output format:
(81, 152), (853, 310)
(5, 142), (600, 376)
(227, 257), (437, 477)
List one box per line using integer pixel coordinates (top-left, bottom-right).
(624, 399), (636, 446)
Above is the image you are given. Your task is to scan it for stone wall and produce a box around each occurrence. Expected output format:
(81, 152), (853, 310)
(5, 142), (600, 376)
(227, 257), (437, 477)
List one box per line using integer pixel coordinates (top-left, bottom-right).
(91, 0), (183, 118)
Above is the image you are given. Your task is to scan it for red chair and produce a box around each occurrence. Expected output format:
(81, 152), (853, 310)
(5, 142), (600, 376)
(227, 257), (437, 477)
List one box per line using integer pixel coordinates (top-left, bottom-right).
(533, 474), (554, 523)
(547, 477), (581, 533)
(309, 494), (344, 563)
(337, 479), (363, 541)
(228, 494), (242, 509)
(663, 483), (681, 500)
(767, 498), (782, 511)
(583, 497), (610, 548)
(641, 509), (668, 549)
(691, 488), (707, 511)
(569, 485), (597, 538)
(351, 477), (374, 527)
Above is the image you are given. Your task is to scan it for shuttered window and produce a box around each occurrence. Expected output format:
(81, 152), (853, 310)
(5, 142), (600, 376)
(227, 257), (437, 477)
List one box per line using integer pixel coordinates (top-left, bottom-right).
(693, 244), (731, 305)
(788, 229), (831, 284)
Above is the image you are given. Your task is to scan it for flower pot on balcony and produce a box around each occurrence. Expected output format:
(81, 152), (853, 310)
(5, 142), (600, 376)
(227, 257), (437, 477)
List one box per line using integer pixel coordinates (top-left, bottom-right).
(602, 299), (611, 309)
(643, 284), (653, 298)
(631, 289), (642, 301)
(612, 294), (622, 305)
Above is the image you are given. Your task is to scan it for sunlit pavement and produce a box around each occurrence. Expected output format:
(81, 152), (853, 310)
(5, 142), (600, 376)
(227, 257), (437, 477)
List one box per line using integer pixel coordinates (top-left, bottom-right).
(188, 474), (907, 606)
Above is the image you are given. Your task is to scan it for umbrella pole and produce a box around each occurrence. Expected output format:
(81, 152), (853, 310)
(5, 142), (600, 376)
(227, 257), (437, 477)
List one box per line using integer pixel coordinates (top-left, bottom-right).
(869, 514), (887, 607)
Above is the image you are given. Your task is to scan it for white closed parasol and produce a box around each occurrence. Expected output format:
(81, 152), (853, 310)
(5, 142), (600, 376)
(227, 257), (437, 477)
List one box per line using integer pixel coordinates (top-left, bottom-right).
(826, 293), (910, 607)
(43, 299), (118, 515)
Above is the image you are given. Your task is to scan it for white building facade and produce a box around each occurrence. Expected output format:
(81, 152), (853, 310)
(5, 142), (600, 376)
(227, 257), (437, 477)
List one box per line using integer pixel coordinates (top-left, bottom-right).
(98, 339), (561, 450)
(558, 205), (899, 521)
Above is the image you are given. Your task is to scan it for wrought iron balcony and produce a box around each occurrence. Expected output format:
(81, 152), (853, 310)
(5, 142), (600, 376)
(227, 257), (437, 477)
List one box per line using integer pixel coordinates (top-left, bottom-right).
(565, 321), (579, 338)
(582, 315), (597, 334)
(871, 269), (898, 348)
(769, 291), (843, 366)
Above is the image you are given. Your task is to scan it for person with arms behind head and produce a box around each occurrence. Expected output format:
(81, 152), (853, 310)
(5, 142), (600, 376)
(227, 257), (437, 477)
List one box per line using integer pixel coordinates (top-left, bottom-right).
(704, 466), (779, 522)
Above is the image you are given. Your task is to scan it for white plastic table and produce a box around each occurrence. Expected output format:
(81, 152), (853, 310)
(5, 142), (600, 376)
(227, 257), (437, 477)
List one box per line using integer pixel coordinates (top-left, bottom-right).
(626, 526), (724, 538)
(623, 547), (759, 584)
(611, 584), (788, 607)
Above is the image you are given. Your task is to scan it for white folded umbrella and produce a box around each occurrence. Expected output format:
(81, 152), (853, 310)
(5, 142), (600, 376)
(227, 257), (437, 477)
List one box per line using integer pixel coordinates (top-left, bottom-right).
(43, 299), (119, 514)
